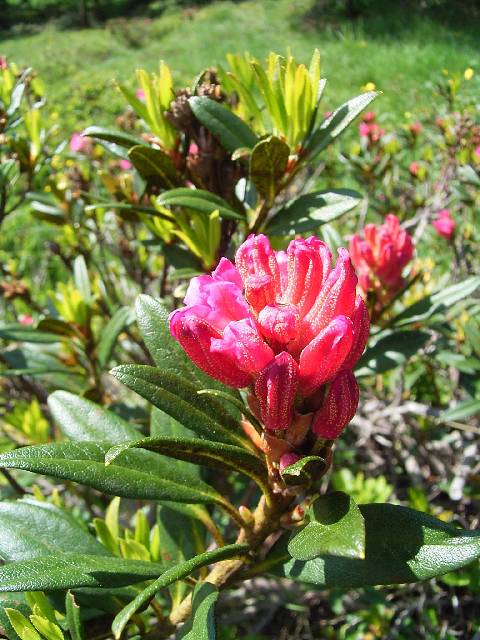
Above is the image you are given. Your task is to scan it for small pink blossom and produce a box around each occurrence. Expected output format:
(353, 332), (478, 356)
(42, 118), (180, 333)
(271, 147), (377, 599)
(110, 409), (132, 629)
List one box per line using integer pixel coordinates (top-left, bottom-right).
(475, 146), (480, 159)
(118, 159), (132, 170)
(432, 209), (456, 240)
(409, 161), (420, 176)
(170, 235), (369, 448)
(409, 122), (422, 135)
(69, 133), (91, 154)
(135, 88), (145, 101)
(0, 56), (7, 70)
(18, 314), (34, 326)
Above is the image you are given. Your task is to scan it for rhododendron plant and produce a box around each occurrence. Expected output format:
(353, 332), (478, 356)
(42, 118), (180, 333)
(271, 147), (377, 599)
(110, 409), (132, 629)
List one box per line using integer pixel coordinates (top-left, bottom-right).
(432, 208), (456, 239)
(170, 234), (369, 468)
(349, 214), (414, 302)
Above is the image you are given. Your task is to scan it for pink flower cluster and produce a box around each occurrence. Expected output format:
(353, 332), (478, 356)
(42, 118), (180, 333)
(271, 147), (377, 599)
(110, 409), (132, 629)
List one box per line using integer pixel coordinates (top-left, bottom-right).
(170, 235), (369, 452)
(359, 112), (384, 144)
(69, 133), (92, 155)
(349, 214), (414, 295)
(432, 209), (455, 240)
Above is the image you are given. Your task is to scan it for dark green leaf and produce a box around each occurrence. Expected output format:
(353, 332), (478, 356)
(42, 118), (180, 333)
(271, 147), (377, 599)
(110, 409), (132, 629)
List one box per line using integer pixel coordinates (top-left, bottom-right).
(111, 364), (248, 448)
(112, 544), (248, 639)
(48, 391), (141, 443)
(0, 554), (165, 593)
(177, 583), (218, 640)
(270, 504), (480, 587)
(280, 455), (327, 486)
(267, 189), (361, 236)
(82, 126), (140, 149)
(128, 145), (178, 188)
(249, 136), (289, 202)
(0, 499), (106, 561)
(37, 318), (79, 338)
(356, 330), (430, 377)
(0, 324), (60, 344)
(189, 96), (258, 153)
(0, 442), (223, 505)
(156, 188), (244, 220)
(288, 493), (365, 561)
(305, 91), (379, 158)
(97, 307), (134, 368)
(106, 436), (267, 490)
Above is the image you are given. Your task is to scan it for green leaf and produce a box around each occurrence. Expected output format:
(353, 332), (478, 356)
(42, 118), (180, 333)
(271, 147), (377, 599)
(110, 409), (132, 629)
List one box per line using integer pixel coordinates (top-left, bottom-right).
(249, 136), (289, 202)
(189, 96), (258, 153)
(156, 188), (244, 221)
(96, 307), (134, 368)
(127, 145), (178, 188)
(441, 398), (480, 422)
(65, 592), (84, 640)
(48, 391), (142, 443)
(305, 91), (379, 158)
(0, 443), (224, 505)
(280, 455), (327, 486)
(0, 499), (106, 561)
(85, 202), (166, 218)
(266, 189), (361, 236)
(29, 615), (64, 640)
(0, 555), (165, 593)
(269, 504), (480, 587)
(392, 276), (480, 327)
(356, 329), (430, 377)
(288, 493), (365, 561)
(82, 126), (140, 149)
(73, 256), (92, 304)
(106, 436), (267, 491)
(5, 609), (42, 640)
(29, 201), (67, 225)
(36, 318), (79, 338)
(111, 544), (248, 639)
(177, 583), (218, 640)
(111, 364), (247, 448)
(0, 600), (30, 640)
(0, 324), (60, 344)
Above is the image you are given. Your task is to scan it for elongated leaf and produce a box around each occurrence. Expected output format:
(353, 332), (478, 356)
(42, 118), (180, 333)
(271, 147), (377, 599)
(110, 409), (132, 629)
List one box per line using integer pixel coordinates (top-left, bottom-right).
(0, 443), (223, 505)
(0, 554), (165, 593)
(30, 200), (67, 225)
(280, 455), (327, 486)
(392, 276), (480, 327)
(177, 583), (218, 640)
(267, 189), (361, 235)
(288, 493), (365, 561)
(106, 436), (267, 490)
(97, 307), (134, 368)
(82, 126), (140, 149)
(65, 592), (84, 640)
(441, 398), (480, 422)
(189, 96), (258, 153)
(269, 504), (480, 587)
(85, 202), (166, 218)
(112, 544), (248, 639)
(48, 391), (141, 443)
(128, 145), (178, 188)
(249, 136), (289, 202)
(111, 364), (247, 448)
(156, 188), (243, 220)
(356, 329), (430, 377)
(73, 255), (91, 303)
(0, 324), (60, 344)
(0, 500), (106, 561)
(305, 91), (379, 157)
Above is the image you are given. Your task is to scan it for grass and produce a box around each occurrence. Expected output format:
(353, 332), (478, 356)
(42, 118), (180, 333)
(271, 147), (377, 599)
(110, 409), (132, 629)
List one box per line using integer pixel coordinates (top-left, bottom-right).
(1, 0), (479, 130)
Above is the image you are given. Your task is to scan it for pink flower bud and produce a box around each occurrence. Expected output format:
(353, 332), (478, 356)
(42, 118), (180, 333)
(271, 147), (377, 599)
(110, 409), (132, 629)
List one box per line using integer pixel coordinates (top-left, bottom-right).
(475, 146), (480, 159)
(118, 159), (132, 170)
(432, 209), (456, 240)
(135, 88), (146, 101)
(362, 111), (376, 123)
(279, 452), (302, 470)
(299, 316), (354, 395)
(349, 214), (414, 294)
(409, 161), (420, 176)
(311, 370), (359, 439)
(359, 122), (371, 137)
(211, 318), (274, 376)
(409, 122), (422, 135)
(0, 56), (7, 70)
(341, 295), (370, 371)
(236, 234), (280, 313)
(257, 304), (299, 345)
(254, 352), (299, 431)
(18, 314), (34, 326)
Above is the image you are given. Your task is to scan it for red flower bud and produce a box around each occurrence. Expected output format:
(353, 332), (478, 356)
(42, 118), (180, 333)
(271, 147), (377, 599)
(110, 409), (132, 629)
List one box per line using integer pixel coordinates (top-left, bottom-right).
(312, 370), (359, 439)
(254, 352), (299, 431)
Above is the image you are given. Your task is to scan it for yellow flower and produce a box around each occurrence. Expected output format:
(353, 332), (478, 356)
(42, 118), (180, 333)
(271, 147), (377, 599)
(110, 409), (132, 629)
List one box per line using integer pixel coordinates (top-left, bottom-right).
(51, 111), (59, 120)
(362, 81), (376, 92)
(464, 67), (474, 80)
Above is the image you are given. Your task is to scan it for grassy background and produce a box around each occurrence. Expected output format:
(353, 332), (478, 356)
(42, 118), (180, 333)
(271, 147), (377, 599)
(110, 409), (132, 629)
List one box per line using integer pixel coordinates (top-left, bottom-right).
(1, 0), (479, 130)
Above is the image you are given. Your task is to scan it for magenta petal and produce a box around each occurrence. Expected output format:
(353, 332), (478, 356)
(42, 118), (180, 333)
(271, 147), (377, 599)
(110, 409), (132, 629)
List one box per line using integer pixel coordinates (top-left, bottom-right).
(298, 316), (354, 396)
(254, 352), (299, 431)
(210, 318), (274, 376)
(312, 370), (359, 439)
(169, 309), (251, 388)
(341, 295), (370, 371)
